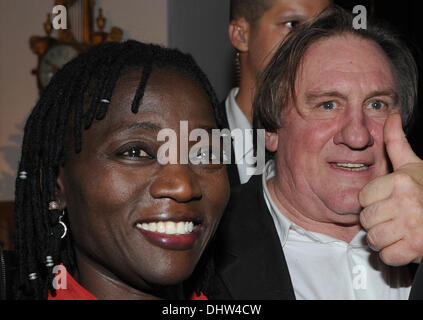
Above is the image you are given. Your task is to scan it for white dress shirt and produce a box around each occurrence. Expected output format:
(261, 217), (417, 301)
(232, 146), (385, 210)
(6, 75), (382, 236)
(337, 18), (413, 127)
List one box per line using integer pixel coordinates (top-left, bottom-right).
(225, 87), (255, 184)
(262, 160), (413, 300)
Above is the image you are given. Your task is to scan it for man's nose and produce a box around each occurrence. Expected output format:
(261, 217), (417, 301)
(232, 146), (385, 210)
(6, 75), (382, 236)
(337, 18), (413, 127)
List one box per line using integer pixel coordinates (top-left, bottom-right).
(150, 164), (202, 202)
(333, 110), (374, 150)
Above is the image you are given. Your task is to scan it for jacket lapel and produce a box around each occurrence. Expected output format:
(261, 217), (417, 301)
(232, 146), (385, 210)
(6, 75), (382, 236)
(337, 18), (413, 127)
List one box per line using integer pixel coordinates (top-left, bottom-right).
(215, 175), (295, 299)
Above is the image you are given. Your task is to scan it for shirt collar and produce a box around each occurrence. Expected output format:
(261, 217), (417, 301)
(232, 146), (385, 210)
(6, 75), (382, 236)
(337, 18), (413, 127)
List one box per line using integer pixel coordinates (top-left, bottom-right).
(262, 160), (293, 247)
(225, 87), (252, 132)
(262, 160), (368, 248)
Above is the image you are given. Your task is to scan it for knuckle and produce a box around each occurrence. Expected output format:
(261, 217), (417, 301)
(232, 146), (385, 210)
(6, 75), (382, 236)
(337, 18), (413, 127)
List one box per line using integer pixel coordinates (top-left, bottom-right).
(366, 229), (378, 249)
(379, 249), (396, 266)
(360, 210), (368, 229)
(394, 172), (414, 187)
(358, 188), (368, 207)
(407, 232), (423, 256)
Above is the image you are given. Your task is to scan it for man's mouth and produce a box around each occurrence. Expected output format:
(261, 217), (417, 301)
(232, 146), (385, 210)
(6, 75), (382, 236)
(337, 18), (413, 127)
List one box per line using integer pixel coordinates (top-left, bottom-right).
(331, 162), (371, 172)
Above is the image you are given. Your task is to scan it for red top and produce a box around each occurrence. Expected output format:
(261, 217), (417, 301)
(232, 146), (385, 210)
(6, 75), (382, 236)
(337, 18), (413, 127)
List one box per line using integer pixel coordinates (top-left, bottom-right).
(48, 268), (208, 300)
(190, 292), (208, 300)
(48, 269), (98, 300)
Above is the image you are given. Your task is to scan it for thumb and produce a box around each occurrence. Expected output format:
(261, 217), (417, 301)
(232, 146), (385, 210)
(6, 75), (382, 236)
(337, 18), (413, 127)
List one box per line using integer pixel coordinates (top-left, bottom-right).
(384, 113), (421, 170)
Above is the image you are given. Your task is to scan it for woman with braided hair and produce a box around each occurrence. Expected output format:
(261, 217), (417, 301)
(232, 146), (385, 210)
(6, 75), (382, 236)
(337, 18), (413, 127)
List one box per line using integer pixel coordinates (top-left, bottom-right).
(10, 40), (230, 300)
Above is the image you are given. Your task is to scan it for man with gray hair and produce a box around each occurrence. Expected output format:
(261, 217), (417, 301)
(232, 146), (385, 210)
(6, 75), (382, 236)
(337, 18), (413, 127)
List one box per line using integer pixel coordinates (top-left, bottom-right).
(209, 5), (423, 299)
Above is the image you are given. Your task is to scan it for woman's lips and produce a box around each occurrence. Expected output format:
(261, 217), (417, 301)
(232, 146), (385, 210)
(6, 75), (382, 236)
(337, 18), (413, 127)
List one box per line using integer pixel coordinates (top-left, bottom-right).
(135, 221), (201, 250)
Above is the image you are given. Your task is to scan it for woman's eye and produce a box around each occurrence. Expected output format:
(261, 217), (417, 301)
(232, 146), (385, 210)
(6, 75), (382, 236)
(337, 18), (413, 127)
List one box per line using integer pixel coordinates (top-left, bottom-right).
(284, 20), (300, 29)
(121, 146), (151, 159)
(368, 100), (386, 110)
(320, 101), (337, 110)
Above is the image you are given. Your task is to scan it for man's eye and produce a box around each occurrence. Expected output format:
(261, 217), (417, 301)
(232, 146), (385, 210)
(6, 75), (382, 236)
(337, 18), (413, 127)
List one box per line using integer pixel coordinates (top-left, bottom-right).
(195, 148), (215, 162)
(320, 101), (337, 110)
(121, 147), (151, 159)
(284, 21), (300, 29)
(368, 100), (386, 110)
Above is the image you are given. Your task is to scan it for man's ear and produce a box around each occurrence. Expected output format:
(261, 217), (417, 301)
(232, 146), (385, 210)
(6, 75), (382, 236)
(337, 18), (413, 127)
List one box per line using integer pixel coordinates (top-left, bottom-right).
(55, 167), (67, 210)
(229, 18), (250, 52)
(265, 131), (279, 152)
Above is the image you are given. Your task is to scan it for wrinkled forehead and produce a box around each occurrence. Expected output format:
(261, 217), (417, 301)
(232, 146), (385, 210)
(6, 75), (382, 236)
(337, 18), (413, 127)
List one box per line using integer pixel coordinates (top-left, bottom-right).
(296, 34), (397, 92)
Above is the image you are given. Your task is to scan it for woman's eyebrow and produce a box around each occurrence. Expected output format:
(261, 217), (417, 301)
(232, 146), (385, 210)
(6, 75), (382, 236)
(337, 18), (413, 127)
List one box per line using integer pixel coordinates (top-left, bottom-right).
(112, 121), (162, 133)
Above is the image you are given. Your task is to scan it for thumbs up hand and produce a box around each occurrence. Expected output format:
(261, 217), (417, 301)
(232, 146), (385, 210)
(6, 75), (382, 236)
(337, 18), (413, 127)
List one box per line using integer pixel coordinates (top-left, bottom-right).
(359, 113), (423, 266)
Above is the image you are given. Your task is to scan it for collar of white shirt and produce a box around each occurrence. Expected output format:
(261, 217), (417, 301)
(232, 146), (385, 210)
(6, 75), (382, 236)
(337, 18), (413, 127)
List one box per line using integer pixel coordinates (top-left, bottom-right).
(225, 87), (254, 184)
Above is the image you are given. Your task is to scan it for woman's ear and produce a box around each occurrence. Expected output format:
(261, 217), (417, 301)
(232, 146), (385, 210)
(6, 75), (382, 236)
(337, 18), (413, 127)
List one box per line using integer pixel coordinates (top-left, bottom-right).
(55, 167), (67, 210)
(265, 131), (279, 152)
(229, 18), (250, 53)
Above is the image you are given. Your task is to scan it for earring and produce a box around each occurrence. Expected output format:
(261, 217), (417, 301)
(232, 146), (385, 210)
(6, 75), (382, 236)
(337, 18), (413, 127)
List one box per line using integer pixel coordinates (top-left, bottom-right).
(237, 26), (246, 43)
(57, 211), (67, 239)
(48, 200), (60, 211)
(51, 210), (67, 239)
(49, 201), (68, 239)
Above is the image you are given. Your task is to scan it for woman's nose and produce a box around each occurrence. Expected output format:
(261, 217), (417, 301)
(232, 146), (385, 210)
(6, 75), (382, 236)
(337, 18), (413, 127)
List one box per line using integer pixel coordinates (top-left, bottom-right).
(149, 164), (202, 202)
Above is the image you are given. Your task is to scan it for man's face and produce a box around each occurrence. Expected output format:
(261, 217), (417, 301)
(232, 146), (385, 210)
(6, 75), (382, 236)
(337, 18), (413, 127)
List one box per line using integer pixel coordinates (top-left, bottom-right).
(270, 35), (400, 225)
(247, 0), (331, 78)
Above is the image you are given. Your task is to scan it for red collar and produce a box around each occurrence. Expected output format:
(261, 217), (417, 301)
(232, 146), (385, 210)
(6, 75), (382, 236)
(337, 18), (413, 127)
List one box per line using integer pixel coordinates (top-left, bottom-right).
(47, 266), (207, 300)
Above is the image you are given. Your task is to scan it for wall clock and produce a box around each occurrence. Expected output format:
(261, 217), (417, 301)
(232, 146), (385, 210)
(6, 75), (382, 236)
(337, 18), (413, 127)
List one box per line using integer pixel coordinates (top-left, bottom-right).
(30, 0), (122, 92)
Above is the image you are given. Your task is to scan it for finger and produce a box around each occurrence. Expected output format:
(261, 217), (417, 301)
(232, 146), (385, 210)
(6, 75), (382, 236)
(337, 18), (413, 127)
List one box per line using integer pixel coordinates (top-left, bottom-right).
(366, 219), (403, 252)
(384, 113), (421, 171)
(360, 197), (396, 230)
(359, 173), (394, 207)
(379, 239), (414, 267)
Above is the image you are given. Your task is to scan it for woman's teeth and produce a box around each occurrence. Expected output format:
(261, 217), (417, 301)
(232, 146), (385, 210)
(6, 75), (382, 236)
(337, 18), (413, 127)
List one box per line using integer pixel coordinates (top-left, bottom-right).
(334, 163), (369, 171)
(136, 221), (195, 235)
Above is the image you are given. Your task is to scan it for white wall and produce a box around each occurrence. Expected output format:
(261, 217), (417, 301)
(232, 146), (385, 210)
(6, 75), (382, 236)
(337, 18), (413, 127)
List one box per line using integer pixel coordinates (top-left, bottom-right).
(0, 0), (168, 201)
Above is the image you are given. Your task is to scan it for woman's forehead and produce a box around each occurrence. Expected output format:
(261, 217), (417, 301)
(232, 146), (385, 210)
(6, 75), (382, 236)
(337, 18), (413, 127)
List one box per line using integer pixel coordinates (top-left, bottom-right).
(85, 67), (216, 135)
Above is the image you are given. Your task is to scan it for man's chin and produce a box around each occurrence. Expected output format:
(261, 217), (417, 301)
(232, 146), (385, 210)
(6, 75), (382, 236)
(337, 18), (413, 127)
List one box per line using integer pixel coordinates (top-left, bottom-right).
(326, 200), (362, 221)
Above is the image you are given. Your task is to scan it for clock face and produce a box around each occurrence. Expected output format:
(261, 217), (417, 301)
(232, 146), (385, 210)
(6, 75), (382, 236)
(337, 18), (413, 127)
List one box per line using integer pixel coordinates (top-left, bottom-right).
(38, 44), (79, 90)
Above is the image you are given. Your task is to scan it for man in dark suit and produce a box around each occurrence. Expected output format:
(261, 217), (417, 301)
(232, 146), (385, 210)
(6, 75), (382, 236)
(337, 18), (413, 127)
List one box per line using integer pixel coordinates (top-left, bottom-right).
(221, 0), (332, 187)
(211, 5), (423, 299)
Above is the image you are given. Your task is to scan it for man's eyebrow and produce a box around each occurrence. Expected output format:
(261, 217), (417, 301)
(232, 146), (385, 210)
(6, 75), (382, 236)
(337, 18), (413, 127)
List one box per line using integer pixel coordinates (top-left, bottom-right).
(305, 91), (347, 103)
(279, 13), (306, 20)
(305, 89), (400, 104)
(364, 90), (399, 104)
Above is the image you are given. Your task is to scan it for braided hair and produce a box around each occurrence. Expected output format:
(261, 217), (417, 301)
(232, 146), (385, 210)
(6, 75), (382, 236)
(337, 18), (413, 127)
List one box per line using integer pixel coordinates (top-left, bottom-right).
(14, 40), (225, 300)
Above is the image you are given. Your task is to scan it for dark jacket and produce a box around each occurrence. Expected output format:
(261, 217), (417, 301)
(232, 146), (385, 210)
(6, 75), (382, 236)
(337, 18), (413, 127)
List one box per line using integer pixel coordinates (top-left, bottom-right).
(211, 174), (423, 300)
(211, 174), (295, 299)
